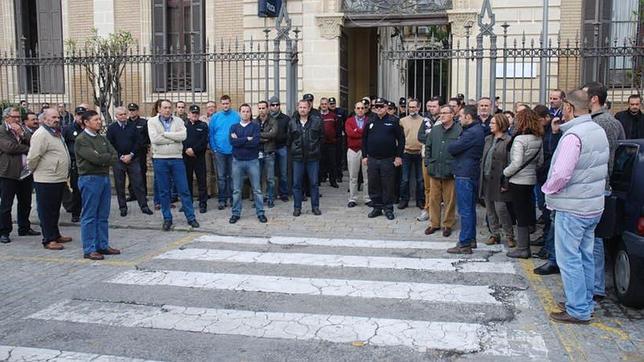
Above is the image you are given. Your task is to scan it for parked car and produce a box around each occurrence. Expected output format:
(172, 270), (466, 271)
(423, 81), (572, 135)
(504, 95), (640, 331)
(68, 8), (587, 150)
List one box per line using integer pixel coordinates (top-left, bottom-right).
(601, 140), (644, 308)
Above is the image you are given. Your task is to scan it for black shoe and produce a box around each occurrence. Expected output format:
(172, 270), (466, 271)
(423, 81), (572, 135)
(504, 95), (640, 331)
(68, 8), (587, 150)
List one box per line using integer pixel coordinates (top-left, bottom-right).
(188, 220), (200, 228)
(348, 201), (357, 208)
(385, 211), (395, 220)
(416, 201), (425, 209)
(171, 196), (179, 203)
(18, 228), (41, 236)
(302, 196), (308, 202)
(120, 208), (128, 217)
(368, 209), (383, 218)
(71, 216), (80, 223)
(126, 196), (137, 202)
(330, 181), (339, 188)
(365, 201), (373, 207)
(397, 201), (408, 210)
(534, 262), (560, 275)
(229, 215), (240, 224)
(179, 206), (185, 213)
(312, 208), (322, 216)
(218, 202), (226, 210)
(199, 205), (207, 214)
(141, 206), (153, 215)
(267, 201), (275, 208)
(336, 177), (343, 183)
(293, 208), (301, 217)
(280, 195), (289, 202)
(258, 215), (268, 223)
(0, 235), (10, 244)
(162, 220), (173, 231)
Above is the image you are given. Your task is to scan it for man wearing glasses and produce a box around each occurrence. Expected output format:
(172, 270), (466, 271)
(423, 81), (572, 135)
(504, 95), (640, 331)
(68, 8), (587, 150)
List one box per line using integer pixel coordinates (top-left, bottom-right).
(362, 98), (405, 220)
(268, 96), (291, 201)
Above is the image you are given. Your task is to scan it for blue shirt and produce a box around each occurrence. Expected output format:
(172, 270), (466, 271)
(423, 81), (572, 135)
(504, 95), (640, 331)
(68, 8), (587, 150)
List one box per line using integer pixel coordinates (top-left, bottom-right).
(209, 110), (240, 154)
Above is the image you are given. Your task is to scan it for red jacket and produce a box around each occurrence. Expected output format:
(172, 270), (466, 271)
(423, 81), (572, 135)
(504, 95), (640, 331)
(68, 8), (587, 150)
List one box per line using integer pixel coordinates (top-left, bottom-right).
(345, 115), (367, 151)
(321, 111), (338, 144)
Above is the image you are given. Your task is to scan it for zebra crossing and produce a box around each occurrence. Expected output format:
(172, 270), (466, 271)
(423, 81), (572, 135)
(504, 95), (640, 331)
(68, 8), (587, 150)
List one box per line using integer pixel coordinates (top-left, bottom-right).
(21, 233), (550, 360)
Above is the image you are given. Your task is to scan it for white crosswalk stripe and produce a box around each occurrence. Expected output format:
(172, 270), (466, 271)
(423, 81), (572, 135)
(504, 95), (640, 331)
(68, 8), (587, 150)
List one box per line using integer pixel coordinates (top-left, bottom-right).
(155, 248), (517, 274)
(194, 234), (506, 251)
(107, 269), (521, 305)
(0, 345), (161, 362)
(24, 234), (547, 358)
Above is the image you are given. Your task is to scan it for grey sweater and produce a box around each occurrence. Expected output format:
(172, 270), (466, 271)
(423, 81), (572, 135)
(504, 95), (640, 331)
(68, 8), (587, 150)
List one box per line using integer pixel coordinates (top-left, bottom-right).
(591, 109), (625, 181)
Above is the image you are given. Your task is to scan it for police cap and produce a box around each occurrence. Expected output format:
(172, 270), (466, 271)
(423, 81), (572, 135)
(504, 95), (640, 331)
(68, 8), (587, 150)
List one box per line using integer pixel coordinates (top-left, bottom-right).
(189, 104), (200, 113)
(127, 103), (139, 111)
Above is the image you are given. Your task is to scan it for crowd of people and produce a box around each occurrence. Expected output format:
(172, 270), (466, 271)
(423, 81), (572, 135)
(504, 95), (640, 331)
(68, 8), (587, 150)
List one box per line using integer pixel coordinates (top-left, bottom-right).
(0, 82), (642, 324)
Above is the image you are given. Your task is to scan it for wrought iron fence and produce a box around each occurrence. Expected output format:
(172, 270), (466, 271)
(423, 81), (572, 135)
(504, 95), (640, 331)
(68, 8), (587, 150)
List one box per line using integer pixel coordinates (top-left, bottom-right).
(0, 28), (300, 122)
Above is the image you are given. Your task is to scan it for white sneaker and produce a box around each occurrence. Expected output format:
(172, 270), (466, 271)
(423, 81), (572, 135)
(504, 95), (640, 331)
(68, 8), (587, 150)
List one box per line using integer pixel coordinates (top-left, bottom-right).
(416, 209), (429, 221)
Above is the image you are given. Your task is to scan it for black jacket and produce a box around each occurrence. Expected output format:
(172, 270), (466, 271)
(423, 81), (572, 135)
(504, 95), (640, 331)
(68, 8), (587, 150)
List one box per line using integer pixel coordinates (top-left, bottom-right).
(616, 110), (644, 140)
(128, 116), (150, 149)
(183, 120), (209, 155)
(273, 111), (291, 148)
(362, 114), (404, 160)
(62, 122), (83, 160)
(287, 114), (323, 161)
(106, 121), (139, 158)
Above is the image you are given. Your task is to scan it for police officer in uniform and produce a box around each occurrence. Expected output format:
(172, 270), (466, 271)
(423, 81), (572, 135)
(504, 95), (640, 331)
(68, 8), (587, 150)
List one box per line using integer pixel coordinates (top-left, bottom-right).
(398, 97), (408, 118)
(127, 103), (150, 199)
(62, 106), (86, 223)
(183, 105), (209, 214)
(362, 98), (405, 220)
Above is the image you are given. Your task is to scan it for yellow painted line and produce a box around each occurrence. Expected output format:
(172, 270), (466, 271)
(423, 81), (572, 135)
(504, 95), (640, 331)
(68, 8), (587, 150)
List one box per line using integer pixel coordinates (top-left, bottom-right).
(519, 259), (585, 361)
(0, 233), (201, 268)
(590, 321), (630, 341)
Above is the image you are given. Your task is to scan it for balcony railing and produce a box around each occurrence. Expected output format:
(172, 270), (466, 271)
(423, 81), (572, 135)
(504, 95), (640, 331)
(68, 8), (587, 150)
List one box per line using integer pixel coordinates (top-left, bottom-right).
(341, 0), (452, 16)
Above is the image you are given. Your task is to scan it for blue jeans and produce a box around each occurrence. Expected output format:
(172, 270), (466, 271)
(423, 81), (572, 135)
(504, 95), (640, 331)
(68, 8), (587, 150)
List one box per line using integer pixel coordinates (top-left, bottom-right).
(214, 152), (233, 204)
(593, 190), (611, 297)
(292, 160), (319, 209)
(555, 211), (601, 320)
(275, 146), (289, 197)
(259, 153), (275, 203)
(153, 158), (195, 222)
(232, 158), (265, 217)
(455, 177), (477, 246)
(154, 177), (176, 205)
(78, 175), (111, 255)
(546, 210), (557, 264)
(400, 153), (424, 203)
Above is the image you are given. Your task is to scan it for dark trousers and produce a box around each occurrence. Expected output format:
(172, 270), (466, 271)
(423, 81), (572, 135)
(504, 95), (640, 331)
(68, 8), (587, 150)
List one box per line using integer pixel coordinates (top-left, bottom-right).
(64, 162), (82, 218)
(0, 176), (33, 236)
(336, 136), (346, 177)
(113, 158), (148, 210)
(400, 153), (424, 203)
(292, 160), (320, 209)
(129, 148), (148, 196)
(184, 153), (208, 206)
(320, 143), (337, 183)
(509, 183), (537, 227)
(34, 182), (65, 244)
(367, 157), (396, 212)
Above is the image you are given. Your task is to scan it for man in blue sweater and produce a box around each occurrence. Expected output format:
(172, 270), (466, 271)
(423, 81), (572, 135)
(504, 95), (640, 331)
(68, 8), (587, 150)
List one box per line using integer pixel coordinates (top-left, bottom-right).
(447, 105), (485, 254)
(229, 104), (266, 224)
(209, 95), (240, 210)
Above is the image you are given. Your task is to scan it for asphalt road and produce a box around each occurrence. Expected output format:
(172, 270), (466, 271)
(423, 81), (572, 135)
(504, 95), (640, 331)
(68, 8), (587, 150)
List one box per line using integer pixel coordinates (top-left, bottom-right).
(0, 183), (641, 361)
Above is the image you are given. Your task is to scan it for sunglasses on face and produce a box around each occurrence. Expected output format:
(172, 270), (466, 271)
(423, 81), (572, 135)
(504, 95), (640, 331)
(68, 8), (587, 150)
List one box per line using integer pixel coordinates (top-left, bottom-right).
(270, 104), (280, 107)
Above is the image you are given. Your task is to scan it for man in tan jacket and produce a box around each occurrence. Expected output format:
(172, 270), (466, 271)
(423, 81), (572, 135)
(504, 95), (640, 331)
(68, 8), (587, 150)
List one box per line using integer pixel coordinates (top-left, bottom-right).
(26, 108), (73, 250)
(398, 99), (425, 210)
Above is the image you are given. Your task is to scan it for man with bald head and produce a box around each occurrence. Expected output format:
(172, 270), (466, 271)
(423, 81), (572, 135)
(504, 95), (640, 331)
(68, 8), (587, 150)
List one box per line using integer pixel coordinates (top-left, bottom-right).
(27, 108), (73, 250)
(542, 89), (609, 324)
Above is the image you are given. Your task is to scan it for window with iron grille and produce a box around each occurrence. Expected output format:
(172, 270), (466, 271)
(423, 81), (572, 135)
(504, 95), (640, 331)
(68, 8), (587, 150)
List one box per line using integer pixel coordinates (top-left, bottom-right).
(152, 0), (205, 92)
(14, 0), (64, 94)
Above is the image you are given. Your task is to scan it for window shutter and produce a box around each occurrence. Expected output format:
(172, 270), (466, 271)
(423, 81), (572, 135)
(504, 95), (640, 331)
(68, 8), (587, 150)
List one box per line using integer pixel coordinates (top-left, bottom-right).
(191, 0), (205, 91)
(36, 0), (64, 93)
(153, 0), (167, 92)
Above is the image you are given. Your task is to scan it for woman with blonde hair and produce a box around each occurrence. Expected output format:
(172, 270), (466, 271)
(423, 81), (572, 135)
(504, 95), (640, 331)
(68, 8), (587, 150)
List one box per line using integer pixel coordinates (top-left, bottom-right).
(503, 109), (544, 258)
(480, 113), (515, 247)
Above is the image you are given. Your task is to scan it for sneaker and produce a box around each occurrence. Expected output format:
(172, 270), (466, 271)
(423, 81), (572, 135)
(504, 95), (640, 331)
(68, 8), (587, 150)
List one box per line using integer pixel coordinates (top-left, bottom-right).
(229, 215), (240, 224)
(416, 210), (429, 221)
(188, 220), (200, 228)
(258, 215), (268, 223)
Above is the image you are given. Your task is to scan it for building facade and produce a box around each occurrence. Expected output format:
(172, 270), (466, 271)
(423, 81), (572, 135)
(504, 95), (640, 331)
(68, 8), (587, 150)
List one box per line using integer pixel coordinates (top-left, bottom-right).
(0, 0), (641, 114)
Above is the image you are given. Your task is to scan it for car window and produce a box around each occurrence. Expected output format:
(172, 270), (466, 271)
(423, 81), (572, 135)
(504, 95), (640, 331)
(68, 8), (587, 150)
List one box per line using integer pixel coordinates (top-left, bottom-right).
(611, 144), (639, 193)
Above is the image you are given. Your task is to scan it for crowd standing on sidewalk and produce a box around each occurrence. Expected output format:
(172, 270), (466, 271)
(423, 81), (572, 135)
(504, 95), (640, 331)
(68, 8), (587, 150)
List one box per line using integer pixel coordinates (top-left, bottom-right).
(1, 80), (640, 325)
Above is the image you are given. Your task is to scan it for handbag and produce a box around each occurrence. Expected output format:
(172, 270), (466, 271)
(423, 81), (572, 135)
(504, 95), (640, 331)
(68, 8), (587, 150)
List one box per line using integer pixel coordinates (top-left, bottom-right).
(500, 148), (541, 192)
